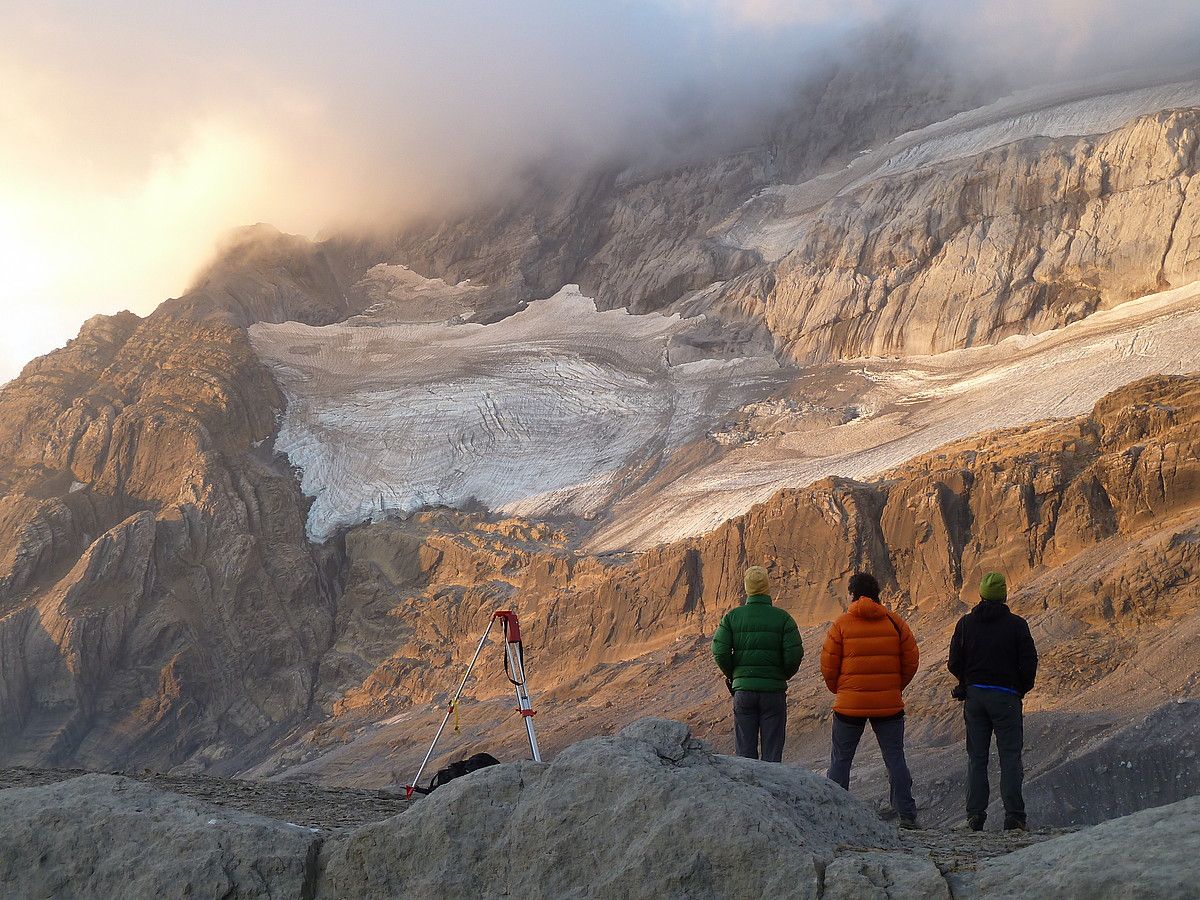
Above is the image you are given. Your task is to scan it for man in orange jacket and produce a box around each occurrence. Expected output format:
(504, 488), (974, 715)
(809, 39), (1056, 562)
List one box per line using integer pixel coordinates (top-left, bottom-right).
(820, 572), (920, 828)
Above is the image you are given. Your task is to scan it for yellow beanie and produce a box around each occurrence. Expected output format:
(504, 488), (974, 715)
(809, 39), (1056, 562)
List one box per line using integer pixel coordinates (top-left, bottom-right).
(744, 566), (770, 596)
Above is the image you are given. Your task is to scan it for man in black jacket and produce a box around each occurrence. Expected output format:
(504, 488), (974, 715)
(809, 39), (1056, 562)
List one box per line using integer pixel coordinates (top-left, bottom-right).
(948, 572), (1038, 831)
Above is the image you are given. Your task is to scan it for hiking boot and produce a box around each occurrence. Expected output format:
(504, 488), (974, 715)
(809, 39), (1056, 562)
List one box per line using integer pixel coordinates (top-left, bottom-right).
(967, 814), (986, 832)
(898, 816), (920, 831)
(1003, 815), (1027, 831)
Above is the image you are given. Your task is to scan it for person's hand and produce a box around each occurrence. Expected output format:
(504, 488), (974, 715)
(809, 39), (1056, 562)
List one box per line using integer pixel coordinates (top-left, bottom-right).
(725, 678), (735, 696)
(951, 683), (967, 701)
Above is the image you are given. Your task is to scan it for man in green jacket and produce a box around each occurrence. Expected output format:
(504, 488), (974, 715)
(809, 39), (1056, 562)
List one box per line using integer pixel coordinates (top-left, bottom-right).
(712, 566), (803, 761)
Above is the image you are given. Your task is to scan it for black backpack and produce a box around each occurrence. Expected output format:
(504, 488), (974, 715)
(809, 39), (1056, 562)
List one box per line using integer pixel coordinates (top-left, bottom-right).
(411, 752), (500, 795)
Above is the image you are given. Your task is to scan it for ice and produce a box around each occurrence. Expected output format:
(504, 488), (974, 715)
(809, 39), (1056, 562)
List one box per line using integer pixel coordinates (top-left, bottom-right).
(250, 285), (781, 542)
(349, 263), (484, 324)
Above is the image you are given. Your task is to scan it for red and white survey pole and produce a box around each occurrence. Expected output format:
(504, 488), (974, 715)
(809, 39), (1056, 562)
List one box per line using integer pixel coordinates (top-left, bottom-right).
(405, 609), (541, 799)
(496, 610), (542, 762)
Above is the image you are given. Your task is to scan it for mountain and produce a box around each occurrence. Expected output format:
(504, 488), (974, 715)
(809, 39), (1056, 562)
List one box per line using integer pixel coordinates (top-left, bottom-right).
(0, 42), (1197, 835)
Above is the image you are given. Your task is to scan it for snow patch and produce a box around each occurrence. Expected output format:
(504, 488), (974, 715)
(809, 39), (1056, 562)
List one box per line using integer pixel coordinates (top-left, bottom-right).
(853, 77), (1200, 187)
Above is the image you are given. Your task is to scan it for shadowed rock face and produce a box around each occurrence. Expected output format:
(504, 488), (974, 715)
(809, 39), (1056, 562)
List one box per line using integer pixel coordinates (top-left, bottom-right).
(155, 224), (360, 329)
(956, 794), (1200, 900)
(0, 314), (338, 771)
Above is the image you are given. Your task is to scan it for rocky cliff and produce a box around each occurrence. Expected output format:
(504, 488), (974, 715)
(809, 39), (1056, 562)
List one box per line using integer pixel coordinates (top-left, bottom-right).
(0, 312), (337, 770)
(726, 108), (1200, 362)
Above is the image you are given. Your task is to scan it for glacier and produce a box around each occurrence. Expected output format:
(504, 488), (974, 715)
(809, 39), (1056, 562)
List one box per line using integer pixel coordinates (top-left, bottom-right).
(249, 285), (781, 541)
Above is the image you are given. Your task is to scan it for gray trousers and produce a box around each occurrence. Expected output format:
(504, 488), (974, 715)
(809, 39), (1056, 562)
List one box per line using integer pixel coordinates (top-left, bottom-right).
(827, 711), (917, 819)
(964, 687), (1025, 821)
(733, 690), (787, 762)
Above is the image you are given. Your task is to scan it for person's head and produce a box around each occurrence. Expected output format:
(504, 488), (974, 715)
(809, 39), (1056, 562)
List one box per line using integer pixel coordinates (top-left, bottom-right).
(744, 565), (770, 597)
(848, 572), (880, 601)
(980, 571), (1008, 602)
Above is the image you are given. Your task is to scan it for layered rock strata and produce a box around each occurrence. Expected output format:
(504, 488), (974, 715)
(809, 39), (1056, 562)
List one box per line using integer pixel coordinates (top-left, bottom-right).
(0, 313), (336, 771)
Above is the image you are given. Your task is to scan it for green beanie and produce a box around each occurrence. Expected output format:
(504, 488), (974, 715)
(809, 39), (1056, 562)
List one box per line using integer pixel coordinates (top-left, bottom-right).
(980, 572), (1008, 602)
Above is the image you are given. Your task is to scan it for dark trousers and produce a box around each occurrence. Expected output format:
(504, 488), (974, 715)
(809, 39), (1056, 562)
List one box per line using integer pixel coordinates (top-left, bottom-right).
(733, 690), (787, 762)
(964, 687), (1025, 821)
(827, 711), (917, 819)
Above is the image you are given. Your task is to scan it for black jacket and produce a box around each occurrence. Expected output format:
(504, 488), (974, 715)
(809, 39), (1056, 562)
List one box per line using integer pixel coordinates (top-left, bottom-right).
(948, 600), (1038, 696)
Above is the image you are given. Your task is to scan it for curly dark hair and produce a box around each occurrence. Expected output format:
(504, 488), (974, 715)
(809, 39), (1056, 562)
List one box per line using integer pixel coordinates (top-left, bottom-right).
(848, 572), (880, 600)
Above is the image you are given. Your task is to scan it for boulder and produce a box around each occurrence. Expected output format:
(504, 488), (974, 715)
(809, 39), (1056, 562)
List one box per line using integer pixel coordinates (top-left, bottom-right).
(958, 795), (1200, 899)
(317, 718), (901, 899)
(0, 774), (320, 899)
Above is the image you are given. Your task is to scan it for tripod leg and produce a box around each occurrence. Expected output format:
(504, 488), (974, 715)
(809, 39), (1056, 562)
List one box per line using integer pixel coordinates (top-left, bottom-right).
(406, 617), (497, 797)
(505, 638), (541, 762)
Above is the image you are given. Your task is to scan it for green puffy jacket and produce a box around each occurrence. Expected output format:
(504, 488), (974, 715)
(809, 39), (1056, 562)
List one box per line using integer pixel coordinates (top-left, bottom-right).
(712, 595), (803, 692)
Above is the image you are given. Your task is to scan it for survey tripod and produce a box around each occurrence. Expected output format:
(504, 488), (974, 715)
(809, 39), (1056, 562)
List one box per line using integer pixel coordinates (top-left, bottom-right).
(404, 609), (541, 799)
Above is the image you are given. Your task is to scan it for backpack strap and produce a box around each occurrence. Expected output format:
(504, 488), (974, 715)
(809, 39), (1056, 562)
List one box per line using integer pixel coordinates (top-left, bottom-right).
(885, 610), (904, 646)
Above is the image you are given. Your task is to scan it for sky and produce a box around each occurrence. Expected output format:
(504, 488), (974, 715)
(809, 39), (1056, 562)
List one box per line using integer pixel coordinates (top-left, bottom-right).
(1, 1), (1199, 383)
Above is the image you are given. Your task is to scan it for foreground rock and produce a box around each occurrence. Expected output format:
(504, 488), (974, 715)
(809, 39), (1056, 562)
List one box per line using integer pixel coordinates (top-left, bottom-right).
(823, 851), (949, 900)
(0, 774), (320, 899)
(958, 796), (1200, 900)
(0, 721), (1196, 898)
(318, 718), (900, 900)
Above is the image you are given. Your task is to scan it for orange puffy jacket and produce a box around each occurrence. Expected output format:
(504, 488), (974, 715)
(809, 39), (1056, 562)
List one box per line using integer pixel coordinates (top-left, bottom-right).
(820, 597), (919, 717)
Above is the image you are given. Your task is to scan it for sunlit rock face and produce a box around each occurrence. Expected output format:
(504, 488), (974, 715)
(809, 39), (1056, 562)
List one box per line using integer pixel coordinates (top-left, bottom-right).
(725, 75), (1200, 262)
(250, 285), (780, 541)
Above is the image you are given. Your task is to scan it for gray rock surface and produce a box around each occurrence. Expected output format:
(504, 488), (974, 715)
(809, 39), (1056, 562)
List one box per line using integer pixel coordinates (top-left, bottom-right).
(0, 773), (320, 899)
(823, 851), (949, 900)
(317, 718), (901, 900)
(958, 795), (1200, 899)
(0, 725), (1196, 899)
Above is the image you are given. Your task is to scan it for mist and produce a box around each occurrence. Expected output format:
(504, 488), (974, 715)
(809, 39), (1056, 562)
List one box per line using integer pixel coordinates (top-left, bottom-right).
(1, 0), (1199, 382)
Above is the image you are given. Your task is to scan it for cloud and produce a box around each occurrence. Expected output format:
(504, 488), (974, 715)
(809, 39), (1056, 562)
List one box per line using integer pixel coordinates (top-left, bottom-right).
(0, 1), (1198, 382)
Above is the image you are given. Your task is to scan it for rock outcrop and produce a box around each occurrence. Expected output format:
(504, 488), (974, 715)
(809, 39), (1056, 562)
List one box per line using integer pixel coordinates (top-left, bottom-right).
(957, 795), (1200, 899)
(0, 313), (337, 771)
(0, 773), (321, 899)
(823, 852), (949, 900)
(1, 721), (1196, 899)
(320, 718), (899, 900)
(1018, 699), (1200, 826)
